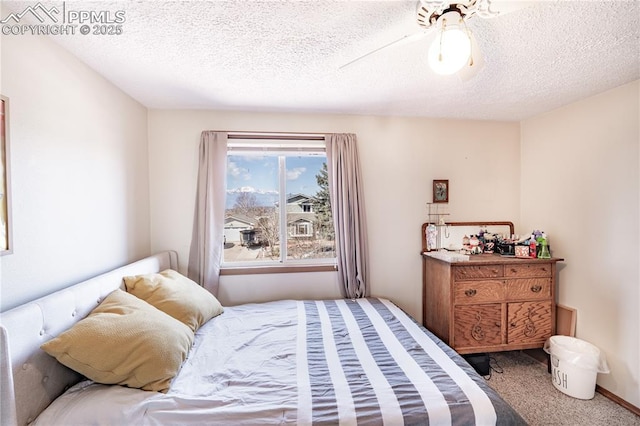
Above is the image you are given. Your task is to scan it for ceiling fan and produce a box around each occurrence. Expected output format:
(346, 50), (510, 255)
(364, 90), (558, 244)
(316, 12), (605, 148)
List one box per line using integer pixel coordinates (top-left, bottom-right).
(340, 0), (531, 78)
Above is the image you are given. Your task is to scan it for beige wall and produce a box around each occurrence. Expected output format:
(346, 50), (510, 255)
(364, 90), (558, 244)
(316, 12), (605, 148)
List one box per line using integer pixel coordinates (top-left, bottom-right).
(521, 80), (640, 407)
(148, 110), (521, 320)
(0, 32), (151, 311)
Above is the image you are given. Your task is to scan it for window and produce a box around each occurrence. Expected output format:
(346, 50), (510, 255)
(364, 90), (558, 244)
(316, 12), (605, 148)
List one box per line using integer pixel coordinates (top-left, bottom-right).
(223, 137), (335, 266)
(293, 222), (311, 237)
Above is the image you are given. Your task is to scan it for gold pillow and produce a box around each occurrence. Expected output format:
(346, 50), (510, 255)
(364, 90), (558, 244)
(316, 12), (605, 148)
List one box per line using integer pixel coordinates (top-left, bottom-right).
(40, 289), (193, 393)
(124, 269), (223, 332)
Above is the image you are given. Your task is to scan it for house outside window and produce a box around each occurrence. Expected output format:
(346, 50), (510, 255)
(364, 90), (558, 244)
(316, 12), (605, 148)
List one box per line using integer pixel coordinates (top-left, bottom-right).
(223, 138), (335, 265)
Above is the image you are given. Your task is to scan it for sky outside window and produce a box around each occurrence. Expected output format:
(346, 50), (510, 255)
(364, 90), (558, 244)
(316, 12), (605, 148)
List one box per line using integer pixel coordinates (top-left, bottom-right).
(226, 155), (326, 207)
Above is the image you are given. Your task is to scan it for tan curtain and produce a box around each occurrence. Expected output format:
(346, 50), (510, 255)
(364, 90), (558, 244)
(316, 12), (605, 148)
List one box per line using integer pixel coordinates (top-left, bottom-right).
(187, 131), (228, 296)
(325, 133), (369, 298)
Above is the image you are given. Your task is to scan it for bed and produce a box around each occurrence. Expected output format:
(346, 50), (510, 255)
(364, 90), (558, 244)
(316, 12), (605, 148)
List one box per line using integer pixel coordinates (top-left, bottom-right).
(0, 251), (525, 425)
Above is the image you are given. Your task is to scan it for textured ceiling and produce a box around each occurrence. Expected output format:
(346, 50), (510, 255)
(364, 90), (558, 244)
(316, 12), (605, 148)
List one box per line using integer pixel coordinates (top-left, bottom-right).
(5, 0), (640, 121)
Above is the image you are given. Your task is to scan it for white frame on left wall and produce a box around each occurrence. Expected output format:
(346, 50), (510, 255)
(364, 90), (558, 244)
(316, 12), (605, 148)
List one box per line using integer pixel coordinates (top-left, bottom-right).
(1, 95), (13, 255)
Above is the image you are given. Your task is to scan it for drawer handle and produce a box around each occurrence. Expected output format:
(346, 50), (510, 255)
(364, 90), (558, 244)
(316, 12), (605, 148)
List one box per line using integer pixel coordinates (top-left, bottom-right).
(465, 289), (477, 297)
(510, 268), (517, 273)
(510, 322), (517, 328)
(531, 285), (543, 293)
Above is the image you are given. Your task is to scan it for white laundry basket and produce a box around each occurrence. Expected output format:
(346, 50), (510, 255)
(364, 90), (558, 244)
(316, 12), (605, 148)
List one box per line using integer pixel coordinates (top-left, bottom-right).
(544, 336), (610, 399)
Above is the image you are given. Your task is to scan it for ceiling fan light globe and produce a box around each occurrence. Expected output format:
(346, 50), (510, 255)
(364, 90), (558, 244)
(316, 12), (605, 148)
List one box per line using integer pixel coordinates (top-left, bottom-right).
(428, 28), (472, 75)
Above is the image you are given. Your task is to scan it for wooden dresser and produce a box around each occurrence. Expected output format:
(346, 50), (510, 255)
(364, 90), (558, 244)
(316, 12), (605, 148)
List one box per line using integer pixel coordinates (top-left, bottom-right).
(422, 253), (563, 354)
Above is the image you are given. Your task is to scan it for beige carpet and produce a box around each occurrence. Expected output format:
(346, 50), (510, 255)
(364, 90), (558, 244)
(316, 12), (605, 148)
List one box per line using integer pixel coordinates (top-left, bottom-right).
(484, 351), (639, 426)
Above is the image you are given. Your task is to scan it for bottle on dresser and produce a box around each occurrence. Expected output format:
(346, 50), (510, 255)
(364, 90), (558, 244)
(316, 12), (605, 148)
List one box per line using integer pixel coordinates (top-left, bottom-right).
(529, 234), (537, 258)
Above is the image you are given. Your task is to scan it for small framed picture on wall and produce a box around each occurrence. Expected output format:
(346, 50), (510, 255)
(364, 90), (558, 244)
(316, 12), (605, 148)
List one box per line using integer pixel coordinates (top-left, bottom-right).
(433, 179), (449, 203)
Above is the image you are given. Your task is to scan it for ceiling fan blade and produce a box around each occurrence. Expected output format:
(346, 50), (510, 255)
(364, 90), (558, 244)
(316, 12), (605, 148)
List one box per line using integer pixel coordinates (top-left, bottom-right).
(456, 30), (484, 81)
(339, 32), (428, 70)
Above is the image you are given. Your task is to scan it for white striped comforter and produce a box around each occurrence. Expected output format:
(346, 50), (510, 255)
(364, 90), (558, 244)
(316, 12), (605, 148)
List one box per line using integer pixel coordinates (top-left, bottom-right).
(33, 298), (525, 426)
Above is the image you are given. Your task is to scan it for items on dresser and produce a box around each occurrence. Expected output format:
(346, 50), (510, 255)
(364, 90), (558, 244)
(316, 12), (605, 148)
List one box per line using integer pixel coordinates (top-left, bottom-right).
(422, 221), (515, 254)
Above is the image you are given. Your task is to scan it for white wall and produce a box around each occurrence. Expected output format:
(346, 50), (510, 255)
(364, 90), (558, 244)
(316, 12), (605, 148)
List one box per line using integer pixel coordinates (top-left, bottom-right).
(0, 32), (151, 311)
(521, 80), (640, 407)
(148, 110), (520, 320)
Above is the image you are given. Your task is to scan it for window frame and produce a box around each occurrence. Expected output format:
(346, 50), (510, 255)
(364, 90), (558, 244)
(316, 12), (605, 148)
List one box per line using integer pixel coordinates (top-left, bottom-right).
(221, 136), (336, 273)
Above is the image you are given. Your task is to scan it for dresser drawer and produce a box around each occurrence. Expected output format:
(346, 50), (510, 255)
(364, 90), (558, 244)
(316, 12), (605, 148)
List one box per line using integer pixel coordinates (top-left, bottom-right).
(454, 280), (505, 304)
(506, 278), (551, 300)
(507, 301), (552, 344)
(454, 304), (503, 348)
(454, 265), (504, 280)
(505, 263), (552, 278)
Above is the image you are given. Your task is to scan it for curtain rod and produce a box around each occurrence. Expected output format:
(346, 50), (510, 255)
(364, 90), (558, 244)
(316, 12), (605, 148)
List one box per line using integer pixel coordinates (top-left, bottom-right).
(226, 132), (325, 141)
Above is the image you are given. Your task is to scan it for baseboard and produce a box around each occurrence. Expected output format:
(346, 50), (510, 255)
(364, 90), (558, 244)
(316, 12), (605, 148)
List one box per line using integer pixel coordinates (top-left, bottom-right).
(595, 385), (640, 417)
(521, 349), (640, 416)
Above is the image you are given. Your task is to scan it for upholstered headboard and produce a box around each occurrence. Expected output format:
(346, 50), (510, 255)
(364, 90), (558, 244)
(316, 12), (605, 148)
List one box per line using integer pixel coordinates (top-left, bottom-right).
(0, 251), (178, 426)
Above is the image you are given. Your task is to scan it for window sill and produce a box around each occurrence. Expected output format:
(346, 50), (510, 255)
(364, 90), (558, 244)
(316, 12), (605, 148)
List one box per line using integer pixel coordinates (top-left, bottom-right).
(220, 264), (337, 275)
